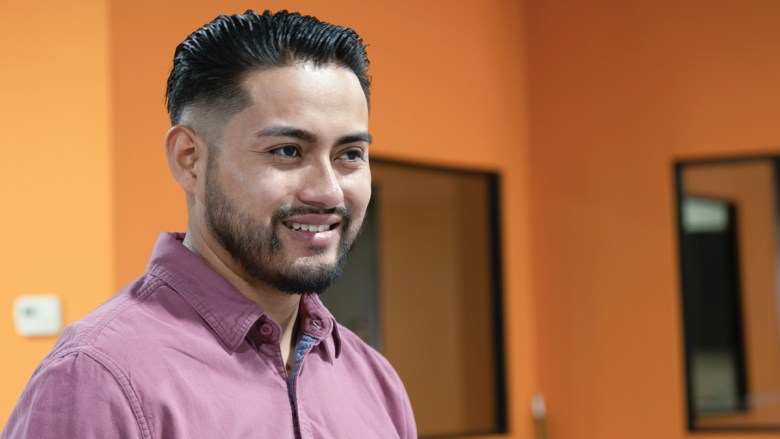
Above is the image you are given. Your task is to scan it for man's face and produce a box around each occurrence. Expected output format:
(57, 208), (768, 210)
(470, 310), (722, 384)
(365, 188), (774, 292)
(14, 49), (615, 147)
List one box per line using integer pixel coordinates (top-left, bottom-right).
(199, 63), (371, 294)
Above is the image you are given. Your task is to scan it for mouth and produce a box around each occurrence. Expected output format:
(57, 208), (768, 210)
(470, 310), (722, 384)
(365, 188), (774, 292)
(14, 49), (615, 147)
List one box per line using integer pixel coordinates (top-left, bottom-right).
(282, 222), (340, 232)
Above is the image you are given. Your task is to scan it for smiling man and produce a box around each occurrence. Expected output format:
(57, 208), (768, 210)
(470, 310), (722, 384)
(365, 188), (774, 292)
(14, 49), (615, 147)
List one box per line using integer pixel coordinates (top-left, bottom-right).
(2, 10), (416, 439)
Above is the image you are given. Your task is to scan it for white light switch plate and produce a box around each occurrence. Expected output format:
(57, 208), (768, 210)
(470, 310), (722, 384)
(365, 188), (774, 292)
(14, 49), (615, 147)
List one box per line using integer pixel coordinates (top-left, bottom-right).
(13, 294), (62, 336)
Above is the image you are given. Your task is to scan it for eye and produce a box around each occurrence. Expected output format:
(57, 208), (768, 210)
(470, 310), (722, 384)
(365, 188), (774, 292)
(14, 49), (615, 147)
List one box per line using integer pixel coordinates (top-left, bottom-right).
(270, 145), (300, 158)
(338, 148), (366, 162)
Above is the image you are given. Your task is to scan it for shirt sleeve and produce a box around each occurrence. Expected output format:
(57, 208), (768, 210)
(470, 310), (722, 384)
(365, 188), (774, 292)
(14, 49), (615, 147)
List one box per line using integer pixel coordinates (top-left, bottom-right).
(391, 372), (417, 439)
(398, 386), (417, 439)
(2, 350), (146, 439)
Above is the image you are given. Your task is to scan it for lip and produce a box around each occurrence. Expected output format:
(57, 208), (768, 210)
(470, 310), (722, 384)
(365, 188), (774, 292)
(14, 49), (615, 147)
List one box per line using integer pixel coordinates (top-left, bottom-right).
(281, 213), (342, 228)
(280, 214), (342, 247)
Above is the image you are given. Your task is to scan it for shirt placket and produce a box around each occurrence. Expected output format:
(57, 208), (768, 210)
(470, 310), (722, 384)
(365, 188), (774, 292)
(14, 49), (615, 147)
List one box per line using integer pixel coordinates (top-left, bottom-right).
(288, 333), (318, 439)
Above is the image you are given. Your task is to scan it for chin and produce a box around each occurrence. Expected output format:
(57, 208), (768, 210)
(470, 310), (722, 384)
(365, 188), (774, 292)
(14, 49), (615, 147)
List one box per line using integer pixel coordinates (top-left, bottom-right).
(290, 251), (338, 267)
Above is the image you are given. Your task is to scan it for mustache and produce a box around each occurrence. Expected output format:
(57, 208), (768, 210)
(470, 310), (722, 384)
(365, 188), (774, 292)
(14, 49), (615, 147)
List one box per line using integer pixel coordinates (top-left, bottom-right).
(272, 206), (351, 223)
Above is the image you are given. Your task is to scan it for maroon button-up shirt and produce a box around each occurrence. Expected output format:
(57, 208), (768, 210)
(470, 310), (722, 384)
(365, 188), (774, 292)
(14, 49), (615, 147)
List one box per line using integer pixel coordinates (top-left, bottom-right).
(2, 233), (416, 438)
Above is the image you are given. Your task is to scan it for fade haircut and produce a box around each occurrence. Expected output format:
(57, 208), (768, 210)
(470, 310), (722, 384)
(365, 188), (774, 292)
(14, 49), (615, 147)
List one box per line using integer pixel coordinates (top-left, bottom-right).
(165, 10), (370, 129)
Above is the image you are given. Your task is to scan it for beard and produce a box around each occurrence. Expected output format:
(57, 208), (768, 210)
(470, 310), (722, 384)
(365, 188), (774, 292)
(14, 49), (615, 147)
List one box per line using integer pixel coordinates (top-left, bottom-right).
(203, 160), (357, 295)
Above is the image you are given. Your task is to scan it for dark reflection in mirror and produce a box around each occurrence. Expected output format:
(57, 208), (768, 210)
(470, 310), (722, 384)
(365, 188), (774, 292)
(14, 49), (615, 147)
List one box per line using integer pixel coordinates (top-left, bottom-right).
(676, 157), (780, 430)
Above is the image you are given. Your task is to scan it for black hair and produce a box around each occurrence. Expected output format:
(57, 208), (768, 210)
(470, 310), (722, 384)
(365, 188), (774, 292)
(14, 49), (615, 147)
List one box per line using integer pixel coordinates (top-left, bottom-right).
(165, 10), (370, 126)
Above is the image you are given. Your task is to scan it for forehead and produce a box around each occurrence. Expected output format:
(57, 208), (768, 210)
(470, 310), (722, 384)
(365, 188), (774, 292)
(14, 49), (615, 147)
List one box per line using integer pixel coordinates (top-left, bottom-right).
(190, 63), (369, 147)
(245, 63), (366, 113)
(205, 62), (368, 144)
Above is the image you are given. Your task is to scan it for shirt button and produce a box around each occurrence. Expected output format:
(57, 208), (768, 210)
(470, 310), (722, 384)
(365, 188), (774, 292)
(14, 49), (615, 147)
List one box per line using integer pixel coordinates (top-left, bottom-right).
(310, 320), (322, 330)
(260, 323), (273, 336)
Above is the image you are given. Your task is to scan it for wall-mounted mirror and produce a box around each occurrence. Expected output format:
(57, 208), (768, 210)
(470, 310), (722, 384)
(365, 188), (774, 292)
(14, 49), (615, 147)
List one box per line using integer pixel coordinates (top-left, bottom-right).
(324, 159), (506, 437)
(676, 156), (780, 430)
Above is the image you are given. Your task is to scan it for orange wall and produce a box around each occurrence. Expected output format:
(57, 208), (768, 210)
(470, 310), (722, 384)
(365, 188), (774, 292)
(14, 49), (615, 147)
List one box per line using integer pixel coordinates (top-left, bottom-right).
(0, 0), (112, 426)
(527, 1), (780, 438)
(12, 1), (780, 438)
(11, 0), (780, 438)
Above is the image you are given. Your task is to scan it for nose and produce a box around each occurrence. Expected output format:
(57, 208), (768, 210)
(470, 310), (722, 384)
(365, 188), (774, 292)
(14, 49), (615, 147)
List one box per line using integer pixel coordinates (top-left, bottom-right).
(297, 158), (343, 209)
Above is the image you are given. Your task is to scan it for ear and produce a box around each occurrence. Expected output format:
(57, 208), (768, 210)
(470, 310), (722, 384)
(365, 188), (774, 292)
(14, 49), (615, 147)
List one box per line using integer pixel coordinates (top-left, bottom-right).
(165, 125), (203, 194)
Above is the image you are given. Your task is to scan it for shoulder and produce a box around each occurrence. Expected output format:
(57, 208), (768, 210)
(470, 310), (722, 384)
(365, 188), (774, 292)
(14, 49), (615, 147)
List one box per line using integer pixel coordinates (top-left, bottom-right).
(49, 272), (183, 359)
(3, 273), (190, 439)
(331, 323), (404, 391)
(28, 272), (189, 401)
(3, 347), (149, 438)
(335, 323), (396, 372)
(332, 323), (417, 438)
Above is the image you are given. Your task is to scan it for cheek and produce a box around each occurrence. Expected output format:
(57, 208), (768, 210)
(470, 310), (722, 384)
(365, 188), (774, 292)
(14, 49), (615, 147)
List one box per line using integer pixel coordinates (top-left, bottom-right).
(344, 172), (372, 217)
(220, 169), (296, 215)
(224, 161), (289, 194)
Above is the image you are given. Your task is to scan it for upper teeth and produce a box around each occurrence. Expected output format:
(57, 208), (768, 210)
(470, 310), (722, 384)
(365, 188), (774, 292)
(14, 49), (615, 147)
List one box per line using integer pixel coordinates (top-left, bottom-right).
(290, 223), (330, 232)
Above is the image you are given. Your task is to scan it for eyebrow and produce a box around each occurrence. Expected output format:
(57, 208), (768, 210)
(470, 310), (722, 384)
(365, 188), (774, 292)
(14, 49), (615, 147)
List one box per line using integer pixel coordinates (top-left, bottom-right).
(337, 132), (373, 145)
(255, 125), (372, 145)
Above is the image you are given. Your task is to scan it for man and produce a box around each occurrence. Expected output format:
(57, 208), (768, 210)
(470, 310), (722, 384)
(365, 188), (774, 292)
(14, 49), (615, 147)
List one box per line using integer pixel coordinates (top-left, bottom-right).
(2, 10), (416, 438)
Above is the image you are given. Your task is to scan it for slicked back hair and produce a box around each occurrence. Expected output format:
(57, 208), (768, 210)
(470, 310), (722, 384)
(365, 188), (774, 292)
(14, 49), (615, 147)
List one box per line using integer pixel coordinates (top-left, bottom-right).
(165, 10), (370, 128)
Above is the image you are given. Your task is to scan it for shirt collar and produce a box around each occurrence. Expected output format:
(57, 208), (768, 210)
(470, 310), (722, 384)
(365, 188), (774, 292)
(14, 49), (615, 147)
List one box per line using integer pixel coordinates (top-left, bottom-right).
(146, 232), (341, 356)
